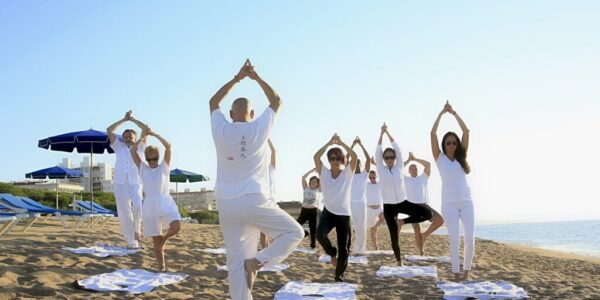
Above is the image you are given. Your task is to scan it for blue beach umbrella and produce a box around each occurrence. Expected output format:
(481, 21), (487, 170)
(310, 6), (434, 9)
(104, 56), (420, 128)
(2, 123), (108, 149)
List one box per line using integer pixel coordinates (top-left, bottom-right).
(38, 129), (114, 213)
(169, 168), (209, 204)
(25, 166), (84, 209)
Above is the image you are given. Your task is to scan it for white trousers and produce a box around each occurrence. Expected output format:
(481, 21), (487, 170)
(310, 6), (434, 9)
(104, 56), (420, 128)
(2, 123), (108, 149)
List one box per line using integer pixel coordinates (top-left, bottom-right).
(350, 200), (367, 254)
(218, 193), (304, 300)
(114, 183), (143, 247)
(441, 201), (475, 273)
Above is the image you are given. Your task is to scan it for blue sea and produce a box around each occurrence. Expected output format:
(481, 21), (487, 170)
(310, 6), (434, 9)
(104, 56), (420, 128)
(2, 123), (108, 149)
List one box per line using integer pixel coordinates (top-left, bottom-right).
(435, 220), (600, 258)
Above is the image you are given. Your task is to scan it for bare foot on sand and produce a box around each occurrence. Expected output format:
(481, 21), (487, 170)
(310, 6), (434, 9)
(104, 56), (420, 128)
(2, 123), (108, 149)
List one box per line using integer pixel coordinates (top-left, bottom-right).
(462, 270), (470, 280)
(453, 272), (461, 282)
(397, 260), (404, 267)
(244, 258), (261, 291)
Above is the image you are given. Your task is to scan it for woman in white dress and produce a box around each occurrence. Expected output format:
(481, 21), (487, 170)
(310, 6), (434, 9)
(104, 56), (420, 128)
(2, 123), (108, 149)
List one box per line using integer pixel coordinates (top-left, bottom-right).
(131, 125), (181, 271)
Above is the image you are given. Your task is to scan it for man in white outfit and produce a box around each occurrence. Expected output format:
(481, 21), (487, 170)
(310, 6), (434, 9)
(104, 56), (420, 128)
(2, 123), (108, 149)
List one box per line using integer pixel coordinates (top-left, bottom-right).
(107, 110), (147, 249)
(210, 60), (304, 300)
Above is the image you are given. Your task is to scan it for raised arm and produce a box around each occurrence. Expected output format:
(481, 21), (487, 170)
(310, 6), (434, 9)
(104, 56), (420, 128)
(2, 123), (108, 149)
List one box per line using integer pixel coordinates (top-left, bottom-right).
(431, 103), (447, 160)
(336, 136), (358, 172)
(130, 126), (148, 169)
(246, 60), (281, 113)
(375, 123), (387, 166)
(411, 153), (431, 176)
(209, 60), (251, 113)
(268, 139), (276, 168)
(107, 111), (131, 144)
(301, 168), (315, 190)
(128, 114), (148, 143)
(355, 137), (371, 172)
(149, 130), (172, 166)
(449, 105), (470, 152)
(313, 135), (335, 174)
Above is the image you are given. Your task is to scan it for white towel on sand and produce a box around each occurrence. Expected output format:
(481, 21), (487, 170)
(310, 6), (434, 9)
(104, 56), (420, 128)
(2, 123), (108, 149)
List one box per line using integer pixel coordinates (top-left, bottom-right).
(295, 247), (318, 254)
(63, 244), (139, 257)
(199, 247), (227, 255)
(76, 269), (187, 294)
(319, 255), (368, 265)
(363, 250), (394, 255)
(405, 255), (451, 263)
(436, 280), (529, 299)
(376, 265), (438, 278)
(274, 281), (358, 299)
(217, 263), (289, 272)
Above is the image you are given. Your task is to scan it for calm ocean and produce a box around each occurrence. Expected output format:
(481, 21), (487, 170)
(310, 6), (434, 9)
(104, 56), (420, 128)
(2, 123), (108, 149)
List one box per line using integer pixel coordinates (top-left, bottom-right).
(435, 219), (600, 258)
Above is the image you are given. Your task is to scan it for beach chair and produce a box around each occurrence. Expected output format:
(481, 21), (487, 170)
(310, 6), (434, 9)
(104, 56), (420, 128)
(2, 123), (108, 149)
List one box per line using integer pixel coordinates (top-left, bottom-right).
(0, 194), (102, 229)
(72, 200), (117, 227)
(0, 201), (43, 232)
(0, 214), (17, 236)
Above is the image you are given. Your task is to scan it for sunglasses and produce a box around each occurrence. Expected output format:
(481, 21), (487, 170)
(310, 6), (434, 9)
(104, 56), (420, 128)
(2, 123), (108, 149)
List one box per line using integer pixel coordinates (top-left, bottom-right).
(328, 156), (341, 162)
(369, 177), (376, 179)
(146, 157), (159, 162)
(383, 156), (396, 160)
(445, 141), (458, 146)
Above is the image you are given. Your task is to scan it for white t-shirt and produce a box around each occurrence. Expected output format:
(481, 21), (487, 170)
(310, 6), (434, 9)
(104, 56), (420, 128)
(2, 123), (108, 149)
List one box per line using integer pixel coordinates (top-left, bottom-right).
(436, 154), (472, 203)
(404, 174), (429, 204)
(302, 187), (321, 208)
(320, 167), (353, 216)
(211, 107), (276, 200)
(366, 182), (383, 206)
(111, 136), (145, 185)
(139, 161), (178, 217)
(374, 142), (406, 204)
(350, 171), (368, 203)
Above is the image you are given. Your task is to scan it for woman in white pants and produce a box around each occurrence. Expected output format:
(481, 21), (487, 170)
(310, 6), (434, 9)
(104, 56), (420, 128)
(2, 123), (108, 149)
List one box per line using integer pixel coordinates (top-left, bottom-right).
(431, 100), (474, 282)
(349, 137), (370, 255)
(131, 125), (181, 271)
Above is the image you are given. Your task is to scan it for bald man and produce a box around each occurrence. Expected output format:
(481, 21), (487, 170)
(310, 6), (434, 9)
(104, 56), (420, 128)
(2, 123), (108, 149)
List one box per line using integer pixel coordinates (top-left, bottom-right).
(209, 60), (303, 300)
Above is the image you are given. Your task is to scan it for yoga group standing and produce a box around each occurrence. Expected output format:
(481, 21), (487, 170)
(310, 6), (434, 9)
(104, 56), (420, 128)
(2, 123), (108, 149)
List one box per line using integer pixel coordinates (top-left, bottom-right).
(107, 60), (475, 299)
(206, 61), (475, 299)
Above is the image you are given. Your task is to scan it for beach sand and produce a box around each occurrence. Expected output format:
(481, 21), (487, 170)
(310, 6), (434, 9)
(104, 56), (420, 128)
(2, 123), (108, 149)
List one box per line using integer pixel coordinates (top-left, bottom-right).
(1, 219), (599, 299)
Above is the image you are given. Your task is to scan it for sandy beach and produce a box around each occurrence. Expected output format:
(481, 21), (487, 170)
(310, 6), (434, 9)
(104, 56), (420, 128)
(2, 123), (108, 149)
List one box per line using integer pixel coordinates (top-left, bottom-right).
(1, 219), (599, 299)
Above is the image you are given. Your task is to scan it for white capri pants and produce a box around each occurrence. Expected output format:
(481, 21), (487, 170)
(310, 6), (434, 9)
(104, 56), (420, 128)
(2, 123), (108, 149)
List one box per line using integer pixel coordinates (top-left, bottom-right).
(218, 193), (304, 300)
(441, 201), (475, 273)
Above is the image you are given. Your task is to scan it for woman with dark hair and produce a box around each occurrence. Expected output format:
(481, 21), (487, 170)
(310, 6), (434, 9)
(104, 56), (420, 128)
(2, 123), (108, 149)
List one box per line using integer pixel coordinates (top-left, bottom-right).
(297, 168), (322, 249)
(375, 123), (432, 266)
(431, 100), (474, 282)
(314, 133), (357, 282)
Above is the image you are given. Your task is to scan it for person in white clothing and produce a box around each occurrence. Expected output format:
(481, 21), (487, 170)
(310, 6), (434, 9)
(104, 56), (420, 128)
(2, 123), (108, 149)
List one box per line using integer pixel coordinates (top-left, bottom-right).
(376, 123), (432, 266)
(210, 60), (304, 299)
(431, 100), (474, 282)
(366, 167), (385, 250)
(131, 126), (181, 271)
(297, 168), (321, 249)
(107, 110), (147, 249)
(314, 133), (357, 282)
(259, 139), (277, 249)
(348, 137), (370, 255)
(403, 152), (444, 255)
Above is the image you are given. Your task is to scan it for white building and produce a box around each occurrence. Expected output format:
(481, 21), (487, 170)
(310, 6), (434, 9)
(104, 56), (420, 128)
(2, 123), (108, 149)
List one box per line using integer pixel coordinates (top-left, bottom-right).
(60, 157), (114, 193)
(170, 188), (217, 211)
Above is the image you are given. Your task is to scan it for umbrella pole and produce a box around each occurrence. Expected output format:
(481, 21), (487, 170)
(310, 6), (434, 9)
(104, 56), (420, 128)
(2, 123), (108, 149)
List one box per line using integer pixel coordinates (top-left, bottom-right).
(175, 182), (178, 205)
(90, 150), (94, 214)
(56, 178), (59, 209)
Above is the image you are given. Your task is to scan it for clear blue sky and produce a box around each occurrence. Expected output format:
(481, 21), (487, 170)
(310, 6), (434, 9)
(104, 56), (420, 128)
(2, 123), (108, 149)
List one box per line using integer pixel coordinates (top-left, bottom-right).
(1, 1), (599, 222)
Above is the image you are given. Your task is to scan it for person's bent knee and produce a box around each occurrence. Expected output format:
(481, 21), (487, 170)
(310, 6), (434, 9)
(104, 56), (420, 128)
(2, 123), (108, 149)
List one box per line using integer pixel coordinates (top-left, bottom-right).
(170, 220), (181, 234)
